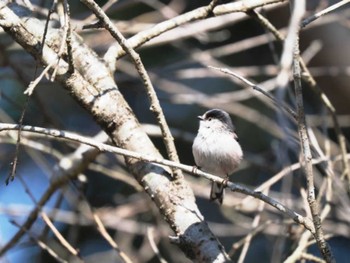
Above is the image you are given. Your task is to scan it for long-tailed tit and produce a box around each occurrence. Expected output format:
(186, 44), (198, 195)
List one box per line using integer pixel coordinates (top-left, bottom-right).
(192, 109), (243, 204)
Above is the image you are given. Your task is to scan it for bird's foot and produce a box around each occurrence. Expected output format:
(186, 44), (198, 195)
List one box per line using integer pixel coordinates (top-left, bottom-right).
(192, 165), (200, 176)
(222, 177), (229, 187)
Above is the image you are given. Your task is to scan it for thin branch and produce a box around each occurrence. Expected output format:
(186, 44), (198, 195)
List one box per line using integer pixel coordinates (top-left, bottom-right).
(225, 180), (315, 233)
(51, 0), (75, 79)
(300, 253), (326, 263)
(302, 0), (350, 28)
(24, 63), (53, 95)
(92, 211), (133, 263)
(147, 227), (168, 263)
(213, 0), (286, 15)
(6, 97), (30, 185)
(10, 220), (69, 263)
(7, 0), (61, 183)
(41, 212), (82, 259)
(208, 66), (297, 120)
(63, 0), (74, 74)
(275, 0), (304, 90)
(237, 194), (266, 263)
(299, 59), (350, 196)
(292, 2), (335, 260)
(102, 0), (286, 70)
(229, 220), (274, 256)
(0, 123), (315, 233)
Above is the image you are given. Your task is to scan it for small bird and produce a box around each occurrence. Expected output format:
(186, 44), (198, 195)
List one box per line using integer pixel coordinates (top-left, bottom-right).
(192, 109), (243, 204)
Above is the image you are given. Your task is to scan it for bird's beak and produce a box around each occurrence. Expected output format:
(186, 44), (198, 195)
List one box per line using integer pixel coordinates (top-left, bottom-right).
(197, 115), (204, 121)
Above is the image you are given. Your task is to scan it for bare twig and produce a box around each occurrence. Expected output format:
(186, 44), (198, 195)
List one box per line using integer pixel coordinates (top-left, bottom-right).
(208, 66), (297, 120)
(103, 0), (286, 70)
(7, 0), (67, 183)
(300, 253), (326, 263)
(10, 220), (68, 263)
(229, 220), (274, 257)
(225, 180), (315, 233)
(147, 227), (168, 263)
(41, 212), (82, 259)
(51, 0), (74, 79)
(213, 0), (286, 15)
(237, 193), (266, 263)
(275, 1), (304, 90)
(0, 123), (315, 233)
(92, 211), (133, 263)
(6, 97), (30, 184)
(292, 2), (334, 260)
(24, 64), (53, 96)
(302, 0), (350, 28)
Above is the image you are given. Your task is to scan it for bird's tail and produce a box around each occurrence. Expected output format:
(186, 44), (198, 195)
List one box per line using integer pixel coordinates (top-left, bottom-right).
(210, 182), (224, 204)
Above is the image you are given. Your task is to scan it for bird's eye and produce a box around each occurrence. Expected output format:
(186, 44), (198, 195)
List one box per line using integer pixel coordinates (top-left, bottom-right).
(207, 117), (212, 121)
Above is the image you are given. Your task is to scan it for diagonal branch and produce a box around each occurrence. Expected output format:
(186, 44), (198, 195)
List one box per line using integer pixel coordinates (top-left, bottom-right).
(103, 0), (286, 70)
(1, 123), (315, 234)
(302, 0), (350, 28)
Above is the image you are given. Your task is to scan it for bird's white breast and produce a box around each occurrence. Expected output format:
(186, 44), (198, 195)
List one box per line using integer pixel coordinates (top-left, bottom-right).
(193, 125), (243, 177)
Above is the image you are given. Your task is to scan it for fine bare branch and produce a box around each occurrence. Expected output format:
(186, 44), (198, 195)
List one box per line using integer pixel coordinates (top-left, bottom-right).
(0, 123), (315, 233)
(302, 0), (350, 28)
(292, 1), (335, 261)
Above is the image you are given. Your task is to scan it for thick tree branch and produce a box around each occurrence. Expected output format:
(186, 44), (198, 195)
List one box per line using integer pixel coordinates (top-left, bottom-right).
(81, 0), (182, 178)
(0, 3), (228, 262)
